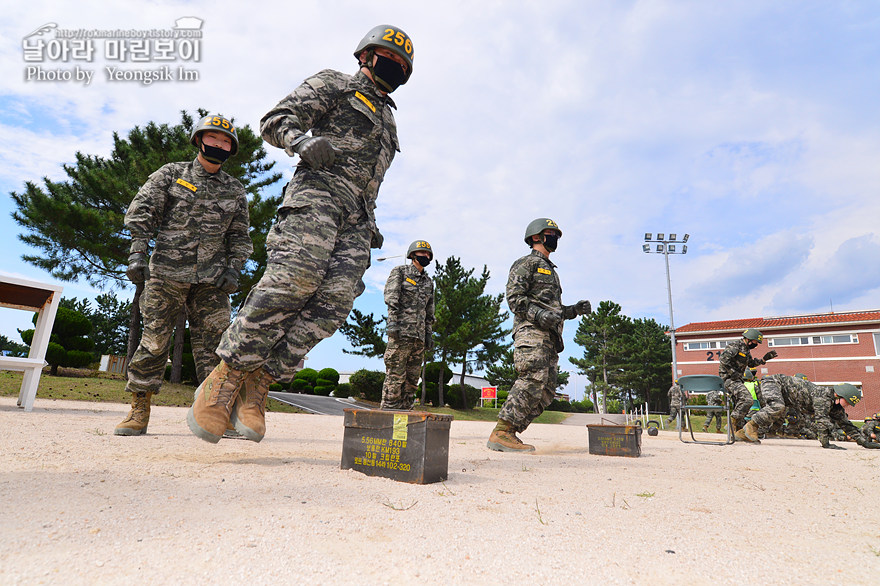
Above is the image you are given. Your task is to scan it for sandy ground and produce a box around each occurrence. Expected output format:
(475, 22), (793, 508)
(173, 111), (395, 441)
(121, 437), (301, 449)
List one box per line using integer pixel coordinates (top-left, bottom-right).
(2, 396), (880, 585)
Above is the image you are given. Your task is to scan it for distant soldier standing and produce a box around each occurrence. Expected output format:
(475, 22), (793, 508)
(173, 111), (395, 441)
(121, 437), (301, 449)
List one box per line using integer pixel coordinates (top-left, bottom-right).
(702, 389), (724, 433)
(718, 329), (777, 435)
(188, 25), (415, 444)
(116, 114), (252, 436)
(380, 240), (434, 410)
(487, 218), (591, 452)
(666, 380), (687, 425)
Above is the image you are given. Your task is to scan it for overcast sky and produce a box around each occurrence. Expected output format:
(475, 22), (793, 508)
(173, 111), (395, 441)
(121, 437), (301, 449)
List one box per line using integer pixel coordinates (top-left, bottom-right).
(2, 1), (878, 400)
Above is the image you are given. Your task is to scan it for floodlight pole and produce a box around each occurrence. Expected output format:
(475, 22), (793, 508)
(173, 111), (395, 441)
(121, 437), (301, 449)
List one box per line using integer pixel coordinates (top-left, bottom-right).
(642, 232), (689, 390)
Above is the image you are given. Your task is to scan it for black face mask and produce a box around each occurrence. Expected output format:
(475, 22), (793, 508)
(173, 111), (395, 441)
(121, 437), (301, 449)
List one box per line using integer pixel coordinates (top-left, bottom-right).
(542, 233), (559, 252)
(200, 142), (231, 165)
(747, 342), (758, 349)
(414, 255), (431, 268)
(372, 54), (407, 93)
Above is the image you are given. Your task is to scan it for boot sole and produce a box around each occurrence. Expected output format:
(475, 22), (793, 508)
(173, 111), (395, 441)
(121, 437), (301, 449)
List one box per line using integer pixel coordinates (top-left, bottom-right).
(113, 426), (147, 436)
(187, 407), (222, 444)
(232, 418), (264, 443)
(487, 440), (535, 453)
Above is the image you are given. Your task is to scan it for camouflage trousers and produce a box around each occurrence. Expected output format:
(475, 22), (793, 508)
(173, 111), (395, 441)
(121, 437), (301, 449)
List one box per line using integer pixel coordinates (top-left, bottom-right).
(380, 335), (425, 410)
(126, 278), (230, 394)
(749, 377), (786, 429)
(666, 405), (682, 423)
(499, 340), (558, 433)
(217, 190), (371, 381)
(705, 407), (725, 430)
(724, 378), (755, 425)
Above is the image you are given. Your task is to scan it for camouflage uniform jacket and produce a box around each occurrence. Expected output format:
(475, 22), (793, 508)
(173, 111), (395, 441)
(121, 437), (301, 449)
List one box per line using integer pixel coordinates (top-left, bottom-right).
(769, 374), (858, 436)
(125, 158), (252, 283)
(718, 339), (765, 381)
(507, 249), (565, 352)
(384, 263), (434, 341)
(706, 390), (723, 406)
(668, 384), (683, 408)
(862, 418), (880, 442)
(260, 69), (399, 233)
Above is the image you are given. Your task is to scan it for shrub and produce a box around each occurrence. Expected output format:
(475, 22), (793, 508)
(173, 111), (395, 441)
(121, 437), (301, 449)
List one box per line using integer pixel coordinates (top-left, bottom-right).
(570, 398), (594, 413)
(314, 367), (339, 396)
(333, 382), (352, 398)
(290, 378), (312, 393)
(605, 399), (622, 414)
(268, 382), (284, 392)
(546, 398), (572, 412)
(349, 369), (385, 403)
(446, 384), (481, 409)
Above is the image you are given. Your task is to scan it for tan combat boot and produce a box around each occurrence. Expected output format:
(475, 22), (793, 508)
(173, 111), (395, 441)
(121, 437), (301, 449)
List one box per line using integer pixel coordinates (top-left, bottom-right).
(187, 361), (247, 444)
(487, 420), (535, 452)
(735, 420), (761, 444)
(114, 391), (153, 436)
(231, 368), (275, 442)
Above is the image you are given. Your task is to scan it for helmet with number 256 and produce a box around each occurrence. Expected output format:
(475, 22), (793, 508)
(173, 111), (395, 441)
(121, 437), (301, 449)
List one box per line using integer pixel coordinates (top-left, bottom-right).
(354, 25), (414, 85)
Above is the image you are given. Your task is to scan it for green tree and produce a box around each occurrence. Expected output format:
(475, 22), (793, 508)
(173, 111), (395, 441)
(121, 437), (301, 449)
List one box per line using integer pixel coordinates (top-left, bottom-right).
(339, 308), (387, 357)
(20, 306), (94, 375)
(569, 300), (632, 413)
(433, 257), (511, 409)
(0, 334), (29, 357)
(10, 109), (282, 363)
(486, 347), (570, 394)
(616, 317), (672, 412)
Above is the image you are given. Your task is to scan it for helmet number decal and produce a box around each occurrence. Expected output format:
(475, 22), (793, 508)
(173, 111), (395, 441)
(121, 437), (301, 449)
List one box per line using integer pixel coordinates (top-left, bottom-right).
(382, 27), (413, 56)
(415, 241), (430, 249)
(209, 116), (234, 133)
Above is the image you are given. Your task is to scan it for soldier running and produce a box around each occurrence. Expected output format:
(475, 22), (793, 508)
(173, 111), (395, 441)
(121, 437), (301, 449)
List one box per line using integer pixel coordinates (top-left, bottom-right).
(187, 25), (415, 443)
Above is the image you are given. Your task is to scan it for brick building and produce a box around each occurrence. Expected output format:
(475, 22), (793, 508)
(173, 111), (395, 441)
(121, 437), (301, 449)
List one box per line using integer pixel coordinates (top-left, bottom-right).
(674, 310), (880, 419)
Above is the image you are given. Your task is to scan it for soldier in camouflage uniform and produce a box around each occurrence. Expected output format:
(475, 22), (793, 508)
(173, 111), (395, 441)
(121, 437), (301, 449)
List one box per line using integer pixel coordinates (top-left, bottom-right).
(737, 370), (785, 444)
(718, 328), (777, 435)
(188, 25), (415, 444)
(487, 218), (591, 452)
(764, 377), (880, 449)
(702, 389), (724, 433)
(380, 240), (435, 410)
(666, 381), (687, 425)
(861, 412), (880, 444)
(115, 114), (252, 436)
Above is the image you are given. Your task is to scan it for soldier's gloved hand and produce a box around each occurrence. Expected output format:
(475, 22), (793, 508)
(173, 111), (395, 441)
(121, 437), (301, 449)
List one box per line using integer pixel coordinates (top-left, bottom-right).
(823, 443), (846, 450)
(214, 267), (240, 294)
(295, 136), (336, 169)
(371, 228), (384, 249)
(763, 350), (778, 361)
(534, 307), (562, 330)
(126, 253), (150, 283)
(575, 300), (592, 315)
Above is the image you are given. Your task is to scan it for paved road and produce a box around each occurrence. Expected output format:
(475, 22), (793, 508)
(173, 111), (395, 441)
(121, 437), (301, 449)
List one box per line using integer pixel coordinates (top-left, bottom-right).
(268, 392), (374, 416)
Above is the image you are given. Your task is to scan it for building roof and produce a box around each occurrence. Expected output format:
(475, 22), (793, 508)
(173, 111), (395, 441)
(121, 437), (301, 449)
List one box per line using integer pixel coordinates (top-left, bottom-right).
(676, 310), (880, 335)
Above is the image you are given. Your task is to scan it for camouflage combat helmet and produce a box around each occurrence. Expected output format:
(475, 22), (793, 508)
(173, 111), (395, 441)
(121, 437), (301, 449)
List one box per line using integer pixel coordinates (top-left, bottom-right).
(833, 383), (862, 406)
(523, 218), (562, 246)
(794, 373), (808, 380)
(406, 239), (433, 261)
(742, 328), (763, 342)
(354, 25), (414, 89)
(743, 368), (756, 381)
(190, 114), (239, 156)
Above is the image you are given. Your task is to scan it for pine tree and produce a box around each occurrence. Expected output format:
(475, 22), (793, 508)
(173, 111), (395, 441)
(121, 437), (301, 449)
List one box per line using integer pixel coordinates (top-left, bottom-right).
(10, 109), (282, 368)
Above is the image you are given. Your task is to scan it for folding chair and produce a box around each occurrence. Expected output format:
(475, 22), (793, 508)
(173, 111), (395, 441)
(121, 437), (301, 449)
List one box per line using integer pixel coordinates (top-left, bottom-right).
(677, 374), (733, 445)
